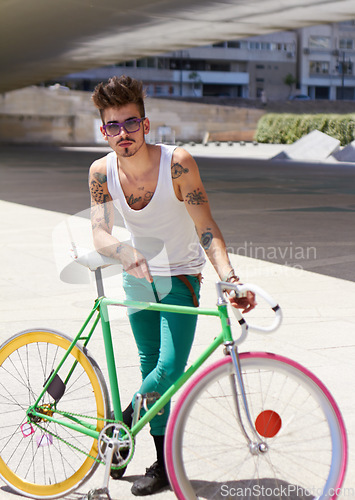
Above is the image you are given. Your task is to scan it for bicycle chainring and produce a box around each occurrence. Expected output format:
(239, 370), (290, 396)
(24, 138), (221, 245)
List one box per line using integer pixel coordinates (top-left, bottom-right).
(97, 422), (134, 468)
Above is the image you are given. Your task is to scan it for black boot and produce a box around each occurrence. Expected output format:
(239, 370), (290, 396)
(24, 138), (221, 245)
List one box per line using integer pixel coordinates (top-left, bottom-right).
(110, 402), (133, 480)
(131, 435), (169, 496)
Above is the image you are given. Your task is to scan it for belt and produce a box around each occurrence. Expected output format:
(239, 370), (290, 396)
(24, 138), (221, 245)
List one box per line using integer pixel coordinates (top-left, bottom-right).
(176, 273), (202, 307)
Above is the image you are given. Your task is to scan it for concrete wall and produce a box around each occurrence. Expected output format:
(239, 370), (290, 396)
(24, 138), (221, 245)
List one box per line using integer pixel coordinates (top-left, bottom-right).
(0, 86), (263, 145)
(146, 97), (263, 143)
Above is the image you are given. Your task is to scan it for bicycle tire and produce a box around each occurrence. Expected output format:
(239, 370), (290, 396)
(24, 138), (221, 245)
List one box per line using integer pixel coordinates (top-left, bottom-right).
(0, 329), (110, 499)
(165, 352), (347, 500)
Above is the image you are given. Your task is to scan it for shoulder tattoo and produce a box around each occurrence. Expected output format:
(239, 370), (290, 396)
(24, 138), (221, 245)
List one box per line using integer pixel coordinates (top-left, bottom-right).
(171, 162), (189, 179)
(93, 172), (107, 184)
(185, 188), (207, 205)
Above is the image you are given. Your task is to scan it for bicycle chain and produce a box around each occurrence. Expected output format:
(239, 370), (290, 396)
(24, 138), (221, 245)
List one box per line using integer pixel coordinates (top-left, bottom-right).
(33, 410), (131, 469)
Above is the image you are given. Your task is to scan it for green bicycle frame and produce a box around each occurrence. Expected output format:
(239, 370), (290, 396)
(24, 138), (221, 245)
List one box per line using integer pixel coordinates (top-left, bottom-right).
(28, 295), (233, 441)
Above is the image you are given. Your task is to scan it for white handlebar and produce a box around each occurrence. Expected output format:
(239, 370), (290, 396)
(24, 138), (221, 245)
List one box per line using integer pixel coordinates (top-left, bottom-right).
(225, 282), (282, 334)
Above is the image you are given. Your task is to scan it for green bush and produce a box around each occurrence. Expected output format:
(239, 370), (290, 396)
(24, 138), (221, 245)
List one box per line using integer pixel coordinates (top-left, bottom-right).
(255, 113), (355, 146)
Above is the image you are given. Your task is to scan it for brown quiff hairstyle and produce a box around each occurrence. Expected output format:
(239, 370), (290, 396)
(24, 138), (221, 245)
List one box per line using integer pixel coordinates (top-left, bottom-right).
(92, 75), (146, 121)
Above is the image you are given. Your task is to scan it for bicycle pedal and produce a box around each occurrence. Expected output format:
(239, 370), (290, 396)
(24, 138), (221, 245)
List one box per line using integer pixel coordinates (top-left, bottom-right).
(142, 392), (164, 414)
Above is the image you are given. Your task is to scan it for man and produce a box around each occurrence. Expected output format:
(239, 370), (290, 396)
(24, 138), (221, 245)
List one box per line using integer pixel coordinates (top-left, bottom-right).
(89, 75), (256, 496)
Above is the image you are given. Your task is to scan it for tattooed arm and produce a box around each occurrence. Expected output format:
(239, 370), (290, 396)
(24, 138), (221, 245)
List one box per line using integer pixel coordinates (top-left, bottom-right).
(172, 148), (256, 312)
(89, 159), (114, 248)
(172, 149), (234, 279)
(89, 159), (152, 282)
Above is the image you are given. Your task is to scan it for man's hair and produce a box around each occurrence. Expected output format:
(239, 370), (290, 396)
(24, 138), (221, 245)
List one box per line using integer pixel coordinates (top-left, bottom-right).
(92, 75), (146, 121)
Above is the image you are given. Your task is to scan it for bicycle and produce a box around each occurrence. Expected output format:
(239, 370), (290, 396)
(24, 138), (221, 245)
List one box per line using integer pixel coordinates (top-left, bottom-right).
(0, 247), (348, 500)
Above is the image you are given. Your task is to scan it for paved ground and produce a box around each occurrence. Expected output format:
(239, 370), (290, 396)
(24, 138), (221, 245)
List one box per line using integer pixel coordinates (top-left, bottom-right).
(0, 143), (354, 499)
(1, 142), (354, 281)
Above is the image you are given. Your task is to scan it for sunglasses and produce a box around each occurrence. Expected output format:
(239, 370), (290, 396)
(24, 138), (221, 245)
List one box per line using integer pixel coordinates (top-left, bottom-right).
(102, 117), (145, 137)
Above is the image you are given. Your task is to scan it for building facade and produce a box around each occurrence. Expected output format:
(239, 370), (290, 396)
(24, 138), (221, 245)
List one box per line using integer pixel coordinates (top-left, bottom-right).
(298, 21), (355, 100)
(55, 22), (355, 101)
(61, 31), (297, 101)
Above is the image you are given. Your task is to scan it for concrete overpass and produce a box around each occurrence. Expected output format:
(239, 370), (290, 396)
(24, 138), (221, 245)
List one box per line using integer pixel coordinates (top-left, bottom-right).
(2, 0), (355, 93)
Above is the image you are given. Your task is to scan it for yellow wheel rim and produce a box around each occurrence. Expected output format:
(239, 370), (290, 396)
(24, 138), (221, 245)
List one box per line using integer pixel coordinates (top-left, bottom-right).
(0, 331), (106, 498)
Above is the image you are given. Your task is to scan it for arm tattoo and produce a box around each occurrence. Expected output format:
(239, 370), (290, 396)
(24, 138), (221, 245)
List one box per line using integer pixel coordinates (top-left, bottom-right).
(91, 196), (111, 229)
(93, 172), (107, 184)
(90, 179), (105, 204)
(185, 188), (207, 205)
(201, 230), (213, 250)
(171, 162), (189, 179)
(90, 176), (111, 228)
(126, 194), (142, 207)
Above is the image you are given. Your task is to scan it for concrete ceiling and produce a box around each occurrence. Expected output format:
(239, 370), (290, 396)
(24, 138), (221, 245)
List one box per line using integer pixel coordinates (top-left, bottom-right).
(2, 0), (355, 93)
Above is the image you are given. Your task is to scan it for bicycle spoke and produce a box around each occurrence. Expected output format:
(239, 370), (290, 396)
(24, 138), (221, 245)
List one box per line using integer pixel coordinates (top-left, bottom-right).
(166, 355), (346, 500)
(0, 330), (108, 498)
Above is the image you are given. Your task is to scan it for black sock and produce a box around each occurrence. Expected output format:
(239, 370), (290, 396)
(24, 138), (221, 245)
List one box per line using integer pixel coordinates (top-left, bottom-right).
(153, 435), (165, 467)
(122, 402), (133, 428)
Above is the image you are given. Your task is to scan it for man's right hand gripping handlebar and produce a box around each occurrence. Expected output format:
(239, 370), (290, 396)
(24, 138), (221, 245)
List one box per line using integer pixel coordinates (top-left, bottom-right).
(223, 270), (257, 314)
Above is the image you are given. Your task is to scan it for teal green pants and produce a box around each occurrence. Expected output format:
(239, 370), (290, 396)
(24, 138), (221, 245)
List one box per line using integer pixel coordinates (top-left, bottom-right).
(123, 273), (200, 436)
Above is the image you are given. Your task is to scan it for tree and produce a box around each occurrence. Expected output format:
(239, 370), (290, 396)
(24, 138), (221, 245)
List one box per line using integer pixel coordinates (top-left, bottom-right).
(188, 71), (202, 96)
(284, 73), (297, 97)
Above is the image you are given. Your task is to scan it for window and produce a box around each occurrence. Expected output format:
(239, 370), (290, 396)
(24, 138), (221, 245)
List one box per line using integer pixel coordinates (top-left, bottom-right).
(339, 38), (354, 50)
(340, 20), (355, 28)
(309, 36), (331, 49)
(256, 64), (265, 69)
(227, 40), (248, 49)
(249, 42), (261, 50)
(157, 58), (169, 70)
(209, 62), (231, 72)
(315, 86), (329, 99)
(137, 58), (147, 68)
(336, 86), (355, 100)
(276, 43), (288, 51)
(169, 60), (179, 70)
(154, 86), (163, 95)
(147, 58), (156, 68)
(337, 60), (353, 75)
(309, 61), (330, 74)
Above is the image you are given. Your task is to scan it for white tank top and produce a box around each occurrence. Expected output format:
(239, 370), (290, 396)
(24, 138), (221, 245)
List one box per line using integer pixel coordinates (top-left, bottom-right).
(106, 145), (206, 276)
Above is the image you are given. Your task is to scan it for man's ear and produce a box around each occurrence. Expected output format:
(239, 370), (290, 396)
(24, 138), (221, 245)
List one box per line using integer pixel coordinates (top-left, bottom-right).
(143, 117), (150, 135)
(100, 126), (108, 141)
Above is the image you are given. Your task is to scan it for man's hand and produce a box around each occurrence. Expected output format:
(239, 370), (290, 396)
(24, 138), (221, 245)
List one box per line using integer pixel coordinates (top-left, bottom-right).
(229, 290), (257, 314)
(227, 278), (257, 313)
(117, 243), (153, 282)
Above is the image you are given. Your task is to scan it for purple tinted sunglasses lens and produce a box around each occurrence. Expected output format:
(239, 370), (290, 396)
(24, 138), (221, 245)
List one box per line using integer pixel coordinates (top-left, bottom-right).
(104, 118), (145, 136)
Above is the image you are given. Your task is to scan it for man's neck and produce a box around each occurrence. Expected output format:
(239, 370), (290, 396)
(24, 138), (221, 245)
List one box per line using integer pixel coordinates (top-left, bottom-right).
(116, 143), (159, 179)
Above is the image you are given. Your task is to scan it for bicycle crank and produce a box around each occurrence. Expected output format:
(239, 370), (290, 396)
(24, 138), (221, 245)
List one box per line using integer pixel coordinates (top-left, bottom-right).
(98, 422), (134, 468)
(95, 422), (134, 497)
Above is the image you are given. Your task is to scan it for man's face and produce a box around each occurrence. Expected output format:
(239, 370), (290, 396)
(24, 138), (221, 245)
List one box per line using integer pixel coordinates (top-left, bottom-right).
(101, 103), (150, 158)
